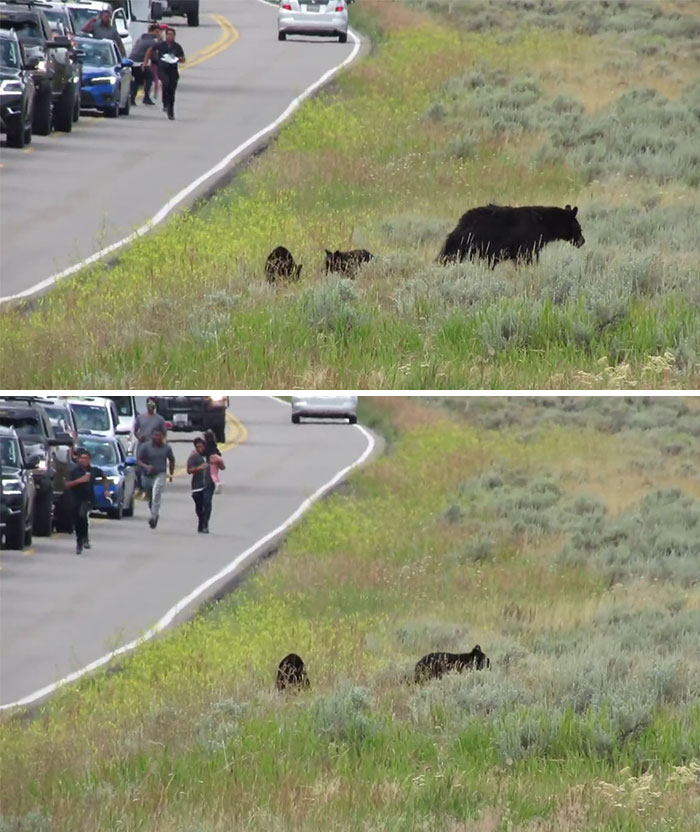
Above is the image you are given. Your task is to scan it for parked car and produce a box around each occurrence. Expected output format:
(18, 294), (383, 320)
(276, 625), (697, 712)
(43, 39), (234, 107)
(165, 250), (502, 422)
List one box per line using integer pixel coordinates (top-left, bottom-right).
(0, 425), (37, 550)
(75, 35), (132, 116)
(0, 26), (34, 147)
(67, 395), (122, 439)
(154, 396), (228, 443)
(0, 399), (75, 534)
(78, 433), (136, 519)
(0, 1), (81, 132)
(291, 394), (358, 424)
(277, 0), (348, 43)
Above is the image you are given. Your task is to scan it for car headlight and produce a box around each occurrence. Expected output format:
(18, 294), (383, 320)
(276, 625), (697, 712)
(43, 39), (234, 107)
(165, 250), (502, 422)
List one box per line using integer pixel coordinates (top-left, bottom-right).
(0, 80), (23, 95)
(208, 395), (226, 403)
(1, 479), (22, 495)
(90, 76), (117, 84)
(107, 476), (121, 485)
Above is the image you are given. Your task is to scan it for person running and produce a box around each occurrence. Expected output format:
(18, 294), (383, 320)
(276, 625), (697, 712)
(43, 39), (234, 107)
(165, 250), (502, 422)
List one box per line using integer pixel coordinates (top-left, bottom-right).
(203, 428), (225, 494)
(137, 428), (175, 529)
(145, 26), (185, 120)
(133, 397), (166, 494)
(187, 437), (215, 534)
(65, 448), (111, 555)
(129, 24), (162, 105)
(82, 9), (126, 57)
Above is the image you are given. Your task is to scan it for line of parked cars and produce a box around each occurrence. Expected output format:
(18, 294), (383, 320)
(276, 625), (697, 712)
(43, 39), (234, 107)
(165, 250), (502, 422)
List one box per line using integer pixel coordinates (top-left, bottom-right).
(0, 394), (230, 551)
(0, 0), (177, 147)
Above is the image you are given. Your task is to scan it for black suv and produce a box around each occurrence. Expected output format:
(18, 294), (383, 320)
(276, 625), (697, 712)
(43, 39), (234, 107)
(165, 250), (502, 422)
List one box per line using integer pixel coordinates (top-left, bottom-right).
(0, 425), (37, 551)
(0, 1), (81, 133)
(0, 27), (35, 147)
(155, 396), (228, 443)
(0, 399), (74, 535)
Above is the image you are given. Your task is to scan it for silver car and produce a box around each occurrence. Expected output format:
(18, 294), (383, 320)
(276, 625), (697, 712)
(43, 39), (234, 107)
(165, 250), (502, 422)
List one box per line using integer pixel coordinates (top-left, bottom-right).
(278, 0), (349, 43)
(291, 395), (358, 424)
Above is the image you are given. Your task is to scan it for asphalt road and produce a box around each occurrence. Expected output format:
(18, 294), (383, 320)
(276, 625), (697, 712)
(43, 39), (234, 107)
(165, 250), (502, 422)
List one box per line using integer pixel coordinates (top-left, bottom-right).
(0, 0), (357, 298)
(0, 396), (373, 708)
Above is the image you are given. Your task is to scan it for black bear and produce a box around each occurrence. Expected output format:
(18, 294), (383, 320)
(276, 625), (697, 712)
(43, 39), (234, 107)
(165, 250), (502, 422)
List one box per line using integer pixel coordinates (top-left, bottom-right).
(414, 645), (491, 683)
(325, 248), (374, 276)
(276, 653), (310, 691)
(265, 247), (303, 283)
(438, 204), (584, 267)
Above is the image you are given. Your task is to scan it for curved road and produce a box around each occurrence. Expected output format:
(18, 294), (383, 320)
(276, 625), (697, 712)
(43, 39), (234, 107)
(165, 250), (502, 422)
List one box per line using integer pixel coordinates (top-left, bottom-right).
(0, 396), (373, 708)
(0, 0), (357, 298)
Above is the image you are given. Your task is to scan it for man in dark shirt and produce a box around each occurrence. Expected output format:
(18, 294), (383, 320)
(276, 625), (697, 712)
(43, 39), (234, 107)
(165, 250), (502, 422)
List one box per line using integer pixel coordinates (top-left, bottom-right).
(65, 449), (111, 555)
(137, 428), (175, 529)
(187, 437), (214, 534)
(145, 26), (185, 120)
(129, 24), (162, 105)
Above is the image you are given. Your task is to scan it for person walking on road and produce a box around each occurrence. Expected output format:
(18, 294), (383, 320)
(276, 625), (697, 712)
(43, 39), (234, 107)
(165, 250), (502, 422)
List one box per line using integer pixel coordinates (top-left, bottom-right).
(145, 26), (185, 120)
(203, 428), (225, 494)
(129, 24), (162, 105)
(65, 448), (111, 555)
(187, 437), (215, 534)
(137, 428), (175, 529)
(133, 397), (166, 495)
(82, 9), (127, 57)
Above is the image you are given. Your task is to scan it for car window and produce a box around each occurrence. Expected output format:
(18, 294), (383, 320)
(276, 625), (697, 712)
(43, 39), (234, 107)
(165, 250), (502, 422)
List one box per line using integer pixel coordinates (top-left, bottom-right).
(69, 7), (99, 29)
(80, 40), (115, 65)
(0, 38), (20, 68)
(0, 18), (42, 41)
(0, 416), (41, 437)
(80, 438), (118, 465)
(71, 404), (111, 432)
(109, 397), (134, 417)
(0, 437), (21, 469)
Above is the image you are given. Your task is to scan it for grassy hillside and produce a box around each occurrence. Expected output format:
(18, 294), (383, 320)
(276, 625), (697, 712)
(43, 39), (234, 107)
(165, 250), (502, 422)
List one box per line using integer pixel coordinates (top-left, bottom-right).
(1, 0), (699, 387)
(2, 397), (699, 831)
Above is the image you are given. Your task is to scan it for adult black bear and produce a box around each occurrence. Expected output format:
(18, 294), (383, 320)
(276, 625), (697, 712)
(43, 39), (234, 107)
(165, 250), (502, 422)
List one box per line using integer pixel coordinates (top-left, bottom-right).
(265, 247), (303, 283)
(414, 645), (491, 683)
(276, 653), (310, 691)
(438, 204), (584, 267)
(325, 248), (374, 276)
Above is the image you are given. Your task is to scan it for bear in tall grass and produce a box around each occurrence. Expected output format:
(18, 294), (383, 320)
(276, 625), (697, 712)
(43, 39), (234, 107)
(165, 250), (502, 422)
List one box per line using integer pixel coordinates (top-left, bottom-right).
(414, 645), (491, 683)
(265, 246), (303, 283)
(276, 653), (310, 691)
(438, 204), (585, 267)
(325, 248), (374, 276)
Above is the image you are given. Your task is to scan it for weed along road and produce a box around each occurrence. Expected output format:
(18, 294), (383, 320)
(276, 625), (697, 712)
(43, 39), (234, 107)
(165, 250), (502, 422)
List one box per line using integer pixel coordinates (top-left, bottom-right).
(0, 0), (357, 301)
(0, 397), (373, 709)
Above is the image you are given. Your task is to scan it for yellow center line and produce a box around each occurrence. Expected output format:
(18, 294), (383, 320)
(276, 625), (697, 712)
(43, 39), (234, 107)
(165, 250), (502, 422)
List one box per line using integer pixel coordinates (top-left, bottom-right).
(184, 14), (238, 69)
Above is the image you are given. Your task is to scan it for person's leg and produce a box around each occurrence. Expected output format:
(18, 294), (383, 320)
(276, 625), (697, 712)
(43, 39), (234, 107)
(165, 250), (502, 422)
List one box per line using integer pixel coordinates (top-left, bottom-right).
(143, 66), (154, 102)
(130, 66), (142, 103)
(201, 484), (214, 532)
(74, 503), (88, 554)
(161, 71), (172, 112)
(192, 490), (204, 531)
(150, 472), (166, 526)
(142, 474), (154, 518)
(167, 71), (178, 118)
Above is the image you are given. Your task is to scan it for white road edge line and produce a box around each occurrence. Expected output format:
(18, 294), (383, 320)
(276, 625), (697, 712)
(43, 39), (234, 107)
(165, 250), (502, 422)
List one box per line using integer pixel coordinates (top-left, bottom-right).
(0, 12), (361, 305)
(0, 401), (375, 711)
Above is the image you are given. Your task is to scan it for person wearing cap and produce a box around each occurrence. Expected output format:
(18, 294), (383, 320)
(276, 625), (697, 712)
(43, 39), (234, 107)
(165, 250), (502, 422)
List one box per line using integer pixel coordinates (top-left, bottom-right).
(129, 23), (162, 105)
(82, 9), (126, 57)
(145, 26), (185, 120)
(133, 398), (166, 495)
(65, 448), (111, 555)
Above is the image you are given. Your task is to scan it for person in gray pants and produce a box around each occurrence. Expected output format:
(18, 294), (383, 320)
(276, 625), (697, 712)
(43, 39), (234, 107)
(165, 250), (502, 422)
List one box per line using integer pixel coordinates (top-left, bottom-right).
(137, 428), (175, 529)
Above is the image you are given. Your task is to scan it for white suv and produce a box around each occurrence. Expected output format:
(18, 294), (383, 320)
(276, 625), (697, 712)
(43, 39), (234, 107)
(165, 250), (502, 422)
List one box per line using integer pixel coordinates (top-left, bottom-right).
(67, 396), (121, 443)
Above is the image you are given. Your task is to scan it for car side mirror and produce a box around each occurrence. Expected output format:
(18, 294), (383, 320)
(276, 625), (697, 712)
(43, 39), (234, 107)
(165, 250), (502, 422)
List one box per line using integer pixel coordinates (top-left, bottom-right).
(72, 49), (86, 61)
(46, 37), (72, 48)
(151, 1), (164, 20)
(49, 432), (74, 446)
(26, 454), (42, 469)
(24, 55), (41, 69)
(124, 456), (137, 466)
(121, 57), (134, 67)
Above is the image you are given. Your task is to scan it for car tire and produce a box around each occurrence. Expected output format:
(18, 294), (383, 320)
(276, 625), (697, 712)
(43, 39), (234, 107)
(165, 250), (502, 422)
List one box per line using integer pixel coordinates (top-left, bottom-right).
(104, 102), (119, 118)
(110, 498), (124, 520)
(73, 87), (81, 123)
(32, 88), (52, 136)
(5, 120), (26, 148)
(278, 31), (286, 40)
(119, 95), (130, 116)
(123, 492), (135, 517)
(187, 9), (199, 25)
(24, 521), (33, 548)
(339, 32), (347, 43)
(23, 117), (32, 145)
(291, 414), (301, 424)
(3, 512), (26, 551)
(54, 84), (75, 132)
(348, 414), (358, 424)
(33, 488), (53, 537)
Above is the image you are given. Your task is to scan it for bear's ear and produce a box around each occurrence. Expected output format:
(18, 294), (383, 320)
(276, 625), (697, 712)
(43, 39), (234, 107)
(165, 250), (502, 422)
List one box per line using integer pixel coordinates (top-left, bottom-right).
(325, 249), (332, 256)
(571, 206), (578, 217)
(565, 204), (571, 211)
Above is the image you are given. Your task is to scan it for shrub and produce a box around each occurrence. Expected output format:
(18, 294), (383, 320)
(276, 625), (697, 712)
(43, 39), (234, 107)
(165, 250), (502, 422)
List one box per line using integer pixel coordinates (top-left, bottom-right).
(312, 686), (376, 744)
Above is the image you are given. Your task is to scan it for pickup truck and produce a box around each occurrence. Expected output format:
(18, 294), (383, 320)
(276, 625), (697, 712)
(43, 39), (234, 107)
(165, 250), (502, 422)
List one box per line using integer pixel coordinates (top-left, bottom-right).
(155, 396), (227, 443)
(160, 0), (198, 27)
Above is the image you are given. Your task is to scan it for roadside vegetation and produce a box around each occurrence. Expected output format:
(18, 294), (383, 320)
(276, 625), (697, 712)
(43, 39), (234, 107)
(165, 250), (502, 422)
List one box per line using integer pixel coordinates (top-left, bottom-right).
(2, 397), (699, 831)
(1, 0), (699, 387)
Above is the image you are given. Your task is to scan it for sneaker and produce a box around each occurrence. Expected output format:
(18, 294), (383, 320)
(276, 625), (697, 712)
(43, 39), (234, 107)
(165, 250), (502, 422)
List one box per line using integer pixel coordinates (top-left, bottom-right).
(83, 539), (92, 550)
(162, 104), (167, 112)
(148, 517), (156, 529)
(168, 112), (174, 120)
(130, 97), (137, 105)
(215, 483), (222, 494)
(76, 542), (83, 555)
(200, 527), (209, 534)
(143, 97), (155, 105)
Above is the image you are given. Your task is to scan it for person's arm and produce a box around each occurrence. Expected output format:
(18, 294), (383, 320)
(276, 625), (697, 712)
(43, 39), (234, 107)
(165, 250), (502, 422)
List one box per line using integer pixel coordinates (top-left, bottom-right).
(82, 15), (96, 32)
(94, 467), (113, 503)
(65, 471), (91, 488)
(144, 44), (155, 66)
(187, 455), (207, 474)
(168, 447), (175, 478)
(177, 43), (185, 64)
(115, 32), (126, 58)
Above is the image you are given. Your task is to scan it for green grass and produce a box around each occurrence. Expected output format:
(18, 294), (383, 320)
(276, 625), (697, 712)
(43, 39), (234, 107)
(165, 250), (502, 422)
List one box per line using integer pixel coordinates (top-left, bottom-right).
(0, 1), (699, 387)
(2, 397), (700, 831)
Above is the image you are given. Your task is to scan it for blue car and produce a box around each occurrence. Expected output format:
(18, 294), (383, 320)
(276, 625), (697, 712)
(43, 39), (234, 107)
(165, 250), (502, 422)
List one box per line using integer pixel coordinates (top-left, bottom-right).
(77, 433), (137, 519)
(75, 36), (132, 117)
